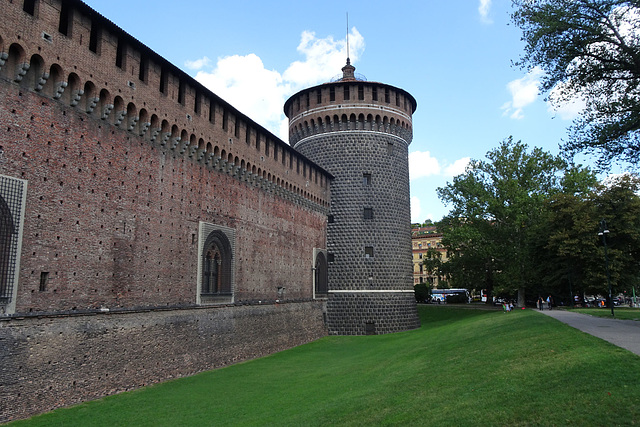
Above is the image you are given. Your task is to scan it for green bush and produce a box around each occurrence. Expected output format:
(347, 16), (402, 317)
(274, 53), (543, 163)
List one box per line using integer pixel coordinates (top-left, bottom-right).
(414, 283), (429, 302)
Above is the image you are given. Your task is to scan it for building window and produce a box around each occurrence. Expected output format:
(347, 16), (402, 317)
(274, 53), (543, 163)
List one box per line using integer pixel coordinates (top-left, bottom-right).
(23, 0), (36, 15)
(344, 85), (350, 101)
(315, 251), (328, 295)
(328, 214), (334, 223)
(58, 2), (71, 36)
(177, 79), (185, 105)
(385, 88), (390, 103)
(372, 87), (378, 101)
(115, 38), (125, 69)
(139, 55), (148, 82)
(222, 109), (228, 131)
(194, 91), (201, 114)
(330, 87), (335, 102)
(199, 226), (234, 303)
(364, 208), (373, 220)
(159, 67), (167, 94)
(0, 176), (27, 313)
(39, 272), (49, 292)
(363, 173), (372, 186)
(365, 246), (374, 258)
(89, 19), (100, 54)
(317, 90), (322, 104)
(358, 85), (364, 100)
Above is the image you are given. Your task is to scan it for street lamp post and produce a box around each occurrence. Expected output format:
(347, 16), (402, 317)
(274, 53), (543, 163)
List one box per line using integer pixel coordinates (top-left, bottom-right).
(598, 219), (614, 317)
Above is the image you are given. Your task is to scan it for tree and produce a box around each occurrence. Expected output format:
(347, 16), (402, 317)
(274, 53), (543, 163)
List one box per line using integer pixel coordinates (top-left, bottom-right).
(530, 167), (600, 303)
(532, 172), (640, 303)
(512, 0), (640, 168)
(592, 174), (640, 295)
(422, 248), (447, 288)
(437, 138), (567, 306)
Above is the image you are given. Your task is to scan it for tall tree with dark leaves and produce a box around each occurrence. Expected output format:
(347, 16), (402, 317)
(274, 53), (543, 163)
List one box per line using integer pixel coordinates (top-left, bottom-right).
(512, 0), (640, 169)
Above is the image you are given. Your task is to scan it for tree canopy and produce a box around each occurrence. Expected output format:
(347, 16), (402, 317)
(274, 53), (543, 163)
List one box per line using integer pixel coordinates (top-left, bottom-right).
(436, 138), (640, 307)
(512, 0), (640, 168)
(437, 138), (567, 306)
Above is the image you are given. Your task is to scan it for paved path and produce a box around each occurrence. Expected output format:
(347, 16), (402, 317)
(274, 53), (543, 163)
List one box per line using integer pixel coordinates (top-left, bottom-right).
(538, 309), (640, 356)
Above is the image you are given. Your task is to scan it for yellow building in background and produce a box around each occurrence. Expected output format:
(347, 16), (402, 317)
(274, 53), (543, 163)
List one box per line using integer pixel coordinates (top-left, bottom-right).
(411, 226), (447, 287)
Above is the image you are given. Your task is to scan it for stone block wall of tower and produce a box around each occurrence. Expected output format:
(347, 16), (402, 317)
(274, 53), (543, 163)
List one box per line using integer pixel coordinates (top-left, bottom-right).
(285, 77), (420, 335)
(0, 0), (330, 421)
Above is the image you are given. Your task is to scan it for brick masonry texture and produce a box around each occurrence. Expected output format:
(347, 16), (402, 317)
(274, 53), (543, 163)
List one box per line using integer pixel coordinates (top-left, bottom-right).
(289, 78), (420, 335)
(0, 0), (330, 421)
(0, 301), (326, 422)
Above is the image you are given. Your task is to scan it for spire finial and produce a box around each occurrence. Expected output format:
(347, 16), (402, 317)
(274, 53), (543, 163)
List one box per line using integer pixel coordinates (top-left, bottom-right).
(346, 12), (350, 63)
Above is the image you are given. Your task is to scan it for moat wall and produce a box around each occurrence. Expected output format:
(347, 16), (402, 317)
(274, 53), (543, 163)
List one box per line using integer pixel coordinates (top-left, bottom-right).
(0, 301), (326, 422)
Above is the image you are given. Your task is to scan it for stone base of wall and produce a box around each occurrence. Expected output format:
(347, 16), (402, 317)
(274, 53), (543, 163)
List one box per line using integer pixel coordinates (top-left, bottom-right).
(326, 292), (420, 335)
(0, 301), (327, 422)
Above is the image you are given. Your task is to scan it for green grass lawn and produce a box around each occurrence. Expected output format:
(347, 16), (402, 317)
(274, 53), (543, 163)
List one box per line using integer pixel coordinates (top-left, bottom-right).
(9, 306), (640, 426)
(568, 306), (640, 321)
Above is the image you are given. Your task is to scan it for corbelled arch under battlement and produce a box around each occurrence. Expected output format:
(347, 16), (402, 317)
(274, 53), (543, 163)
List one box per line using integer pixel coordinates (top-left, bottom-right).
(0, 2), (331, 210)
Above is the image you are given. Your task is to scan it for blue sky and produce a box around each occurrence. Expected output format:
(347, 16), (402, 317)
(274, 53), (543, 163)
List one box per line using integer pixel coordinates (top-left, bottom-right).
(83, 0), (618, 222)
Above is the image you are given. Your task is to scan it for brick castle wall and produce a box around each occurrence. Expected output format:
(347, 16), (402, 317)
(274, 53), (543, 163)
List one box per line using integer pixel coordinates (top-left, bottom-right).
(0, 0), (331, 421)
(0, 301), (326, 422)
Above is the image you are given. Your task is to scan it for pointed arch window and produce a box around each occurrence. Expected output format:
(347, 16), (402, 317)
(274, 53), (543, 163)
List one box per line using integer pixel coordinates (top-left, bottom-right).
(199, 224), (234, 304)
(314, 251), (328, 296)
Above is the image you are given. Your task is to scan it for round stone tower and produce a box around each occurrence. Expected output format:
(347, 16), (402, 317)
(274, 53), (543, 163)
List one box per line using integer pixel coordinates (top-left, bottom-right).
(284, 60), (420, 335)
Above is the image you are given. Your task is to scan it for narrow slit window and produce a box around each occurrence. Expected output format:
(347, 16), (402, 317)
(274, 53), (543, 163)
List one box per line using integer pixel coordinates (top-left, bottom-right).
(364, 208), (373, 220)
(23, 0), (36, 15)
(89, 20), (100, 53)
(365, 247), (374, 258)
(58, 2), (71, 36)
(115, 38), (124, 68)
(39, 271), (49, 292)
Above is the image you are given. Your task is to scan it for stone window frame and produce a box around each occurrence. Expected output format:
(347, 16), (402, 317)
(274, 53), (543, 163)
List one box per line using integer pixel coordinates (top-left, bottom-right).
(197, 222), (235, 305)
(0, 175), (28, 315)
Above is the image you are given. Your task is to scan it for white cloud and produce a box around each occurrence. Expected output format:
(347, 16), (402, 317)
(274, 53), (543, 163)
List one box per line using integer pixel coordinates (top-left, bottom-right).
(409, 151), (471, 181)
(194, 54), (287, 137)
(547, 87), (586, 120)
(409, 151), (441, 180)
(479, 0), (493, 24)
(184, 56), (211, 71)
(284, 28), (365, 88)
(501, 67), (544, 119)
(190, 29), (364, 139)
(444, 157), (470, 176)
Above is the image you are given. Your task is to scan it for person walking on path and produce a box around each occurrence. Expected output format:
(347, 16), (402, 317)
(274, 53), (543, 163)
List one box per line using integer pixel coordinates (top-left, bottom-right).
(547, 295), (553, 310)
(538, 296), (544, 310)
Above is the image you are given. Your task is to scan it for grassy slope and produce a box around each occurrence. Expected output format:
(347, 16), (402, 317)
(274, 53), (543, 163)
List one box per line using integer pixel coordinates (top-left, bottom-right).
(569, 307), (640, 321)
(10, 306), (640, 426)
